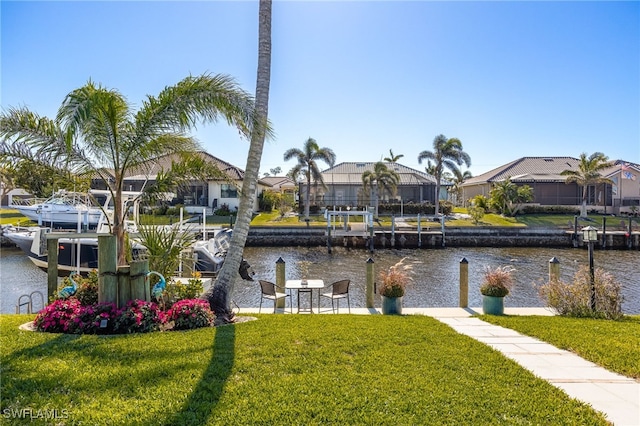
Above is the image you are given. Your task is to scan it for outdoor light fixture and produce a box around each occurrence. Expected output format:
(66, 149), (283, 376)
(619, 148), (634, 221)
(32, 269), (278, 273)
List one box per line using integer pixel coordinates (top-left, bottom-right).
(581, 225), (598, 311)
(582, 225), (598, 243)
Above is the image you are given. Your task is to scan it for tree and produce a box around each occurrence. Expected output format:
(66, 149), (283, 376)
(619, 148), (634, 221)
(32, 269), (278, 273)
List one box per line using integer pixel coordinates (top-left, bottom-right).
(283, 137), (336, 219)
(450, 168), (473, 206)
(206, 0), (273, 324)
(362, 162), (400, 217)
(0, 74), (257, 266)
(561, 152), (613, 217)
(383, 149), (403, 163)
(489, 178), (534, 216)
(418, 134), (471, 215)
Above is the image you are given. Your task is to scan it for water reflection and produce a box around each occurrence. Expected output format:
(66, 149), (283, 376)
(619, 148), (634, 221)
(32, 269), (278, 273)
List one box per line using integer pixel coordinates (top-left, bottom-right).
(2, 246), (638, 314)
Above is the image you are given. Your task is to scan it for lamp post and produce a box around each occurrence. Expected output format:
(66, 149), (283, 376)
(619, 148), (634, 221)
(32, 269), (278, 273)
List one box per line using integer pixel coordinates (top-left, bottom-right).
(582, 226), (598, 311)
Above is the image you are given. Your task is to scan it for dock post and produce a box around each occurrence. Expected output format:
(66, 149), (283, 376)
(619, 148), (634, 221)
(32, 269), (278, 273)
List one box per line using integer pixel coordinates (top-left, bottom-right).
(276, 257), (286, 310)
(130, 260), (149, 301)
(459, 258), (468, 308)
(549, 257), (560, 282)
(601, 217), (607, 248)
(417, 214), (422, 248)
(441, 215), (446, 247)
(366, 258), (375, 308)
(98, 235), (118, 304)
(390, 215), (395, 248)
(47, 237), (59, 302)
(117, 265), (130, 308)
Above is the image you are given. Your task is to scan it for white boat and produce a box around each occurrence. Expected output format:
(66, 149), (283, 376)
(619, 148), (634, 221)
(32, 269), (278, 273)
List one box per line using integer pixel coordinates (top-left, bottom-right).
(11, 191), (104, 228)
(2, 225), (236, 277)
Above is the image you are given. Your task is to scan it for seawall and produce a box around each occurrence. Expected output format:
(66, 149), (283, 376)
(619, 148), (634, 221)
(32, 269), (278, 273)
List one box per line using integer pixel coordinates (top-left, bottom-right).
(246, 226), (640, 250)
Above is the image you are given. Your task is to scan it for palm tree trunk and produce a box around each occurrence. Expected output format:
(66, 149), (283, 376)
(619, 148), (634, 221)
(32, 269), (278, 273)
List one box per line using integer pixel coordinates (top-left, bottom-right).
(581, 185), (588, 217)
(207, 0), (272, 324)
(304, 171), (311, 219)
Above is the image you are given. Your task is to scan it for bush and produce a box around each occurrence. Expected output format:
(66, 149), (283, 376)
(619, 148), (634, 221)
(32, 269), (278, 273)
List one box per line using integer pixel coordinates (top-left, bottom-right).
(162, 273), (205, 309)
(72, 302), (118, 334)
(165, 299), (214, 330)
(113, 300), (166, 334)
(537, 266), (624, 320)
(34, 299), (83, 333)
(214, 203), (232, 216)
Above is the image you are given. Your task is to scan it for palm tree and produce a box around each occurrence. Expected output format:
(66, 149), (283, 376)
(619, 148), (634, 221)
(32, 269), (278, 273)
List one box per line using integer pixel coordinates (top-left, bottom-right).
(362, 162), (400, 217)
(450, 168), (473, 205)
(283, 137), (336, 219)
(383, 149), (403, 163)
(561, 152), (613, 217)
(0, 74), (257, 266)
(418, 134), (471, 215)
(206, 0), (273, 323)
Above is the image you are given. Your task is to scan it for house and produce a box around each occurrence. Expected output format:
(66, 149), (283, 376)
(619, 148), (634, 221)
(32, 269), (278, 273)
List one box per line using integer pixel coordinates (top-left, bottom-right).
(93, 151), (271, 213)
(460, 157), (640, 213)
(300, 162), (439, 209)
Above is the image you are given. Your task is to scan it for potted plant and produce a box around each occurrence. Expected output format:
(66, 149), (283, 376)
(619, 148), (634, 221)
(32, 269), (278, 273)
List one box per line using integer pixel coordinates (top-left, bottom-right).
(378, 258), (413, 315)
(480, 265), (515, 315)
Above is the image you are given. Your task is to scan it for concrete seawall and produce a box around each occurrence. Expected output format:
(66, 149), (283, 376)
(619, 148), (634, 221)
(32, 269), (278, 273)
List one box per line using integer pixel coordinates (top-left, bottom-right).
(246, 226), (640, 250)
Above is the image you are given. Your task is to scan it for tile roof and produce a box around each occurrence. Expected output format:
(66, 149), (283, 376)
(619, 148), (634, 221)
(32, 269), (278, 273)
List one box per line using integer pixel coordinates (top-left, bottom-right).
(122, 151), (247, 181)
(260, 176), (297, 189)
(321, 162), (438, 185)
(463, 157), (580, 184)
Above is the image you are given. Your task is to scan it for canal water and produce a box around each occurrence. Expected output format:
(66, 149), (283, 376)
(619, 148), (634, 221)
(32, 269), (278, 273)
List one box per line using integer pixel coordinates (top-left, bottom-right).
(1, 245), (638, 314)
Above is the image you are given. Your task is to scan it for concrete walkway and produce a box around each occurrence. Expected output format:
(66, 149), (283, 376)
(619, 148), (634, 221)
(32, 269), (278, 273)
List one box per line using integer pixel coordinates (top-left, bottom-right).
(242, 307), (639, 425)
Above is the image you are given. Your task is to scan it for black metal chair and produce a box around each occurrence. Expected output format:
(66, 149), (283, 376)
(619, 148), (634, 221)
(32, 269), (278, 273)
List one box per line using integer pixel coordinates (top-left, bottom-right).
(258, 280), (292, 313)
(320, 279), (351, 313)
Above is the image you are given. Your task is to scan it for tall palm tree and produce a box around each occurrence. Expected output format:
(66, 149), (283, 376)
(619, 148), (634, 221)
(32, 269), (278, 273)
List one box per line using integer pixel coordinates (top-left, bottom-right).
(362, 162), (400, 217)
(383, 149), (403, 163)
(418, 134), (471, 215)
(0, 74), (257, 266)
(283, 137), (336, 219)
(206, 0), (273, 323)
(561, 152), (612, 217)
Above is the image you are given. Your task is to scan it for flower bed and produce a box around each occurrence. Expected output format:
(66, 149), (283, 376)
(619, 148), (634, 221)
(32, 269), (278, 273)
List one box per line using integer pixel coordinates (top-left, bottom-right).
(34, 271), (216, 334)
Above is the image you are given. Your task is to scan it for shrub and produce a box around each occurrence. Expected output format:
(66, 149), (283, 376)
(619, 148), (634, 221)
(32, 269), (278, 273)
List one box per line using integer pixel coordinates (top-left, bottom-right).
(165, 299), (214, 330)
(34, 298), (83, 333)
(537, 266), (624, 320)
(75, 270), (99, 306)
(113, 300), (165, 334)
(480, 266), (515, 297)
(214, 204), (232, 216)
(163, 273), (205, 309)
(467, 205), (485, 225)
(72, 302), (118, 334)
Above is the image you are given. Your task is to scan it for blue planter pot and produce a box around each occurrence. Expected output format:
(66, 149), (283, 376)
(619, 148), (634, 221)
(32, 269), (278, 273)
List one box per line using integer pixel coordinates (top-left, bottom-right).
(482, 295), (505, 315)
(381, 296), (403, 315)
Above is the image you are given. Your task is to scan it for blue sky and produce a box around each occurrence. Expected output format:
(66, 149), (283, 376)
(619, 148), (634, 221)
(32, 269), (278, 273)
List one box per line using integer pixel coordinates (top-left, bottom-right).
(2, 1), (638, 178)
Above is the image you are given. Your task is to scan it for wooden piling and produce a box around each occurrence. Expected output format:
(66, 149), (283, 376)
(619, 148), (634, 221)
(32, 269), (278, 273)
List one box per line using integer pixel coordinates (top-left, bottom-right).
(459, 257), (468, 308)
(98, 235), (117, 304)
(549, 257), (560, 282)
(276, 257), (286, 310)
(366, 258), (375, 308)
(117, 265), (131, 308)
(47, 237), (59, 301)
(130, 260), (149, 301)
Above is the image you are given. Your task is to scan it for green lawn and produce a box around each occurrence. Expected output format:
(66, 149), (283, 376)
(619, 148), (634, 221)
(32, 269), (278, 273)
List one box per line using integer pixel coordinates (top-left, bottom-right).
(480, 314), (640, 379)
(0, 314), (610, 425)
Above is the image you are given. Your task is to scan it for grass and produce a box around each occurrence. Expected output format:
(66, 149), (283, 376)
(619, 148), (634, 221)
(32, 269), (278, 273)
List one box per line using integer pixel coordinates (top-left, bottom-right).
(479, 314), (640, 379)
(0, 314), (609, 425)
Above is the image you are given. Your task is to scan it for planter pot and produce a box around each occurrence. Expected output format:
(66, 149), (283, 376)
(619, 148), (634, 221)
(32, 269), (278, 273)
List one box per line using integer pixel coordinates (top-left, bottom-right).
(482, 295), (505, 315)
(381, 296), (403, 315)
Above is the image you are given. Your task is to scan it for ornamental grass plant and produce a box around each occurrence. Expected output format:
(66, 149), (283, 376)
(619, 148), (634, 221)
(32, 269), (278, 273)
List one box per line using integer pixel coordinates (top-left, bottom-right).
(537, 265), (624, 320)
(479, 265), (515, 297)
(378, 258), (413, 297)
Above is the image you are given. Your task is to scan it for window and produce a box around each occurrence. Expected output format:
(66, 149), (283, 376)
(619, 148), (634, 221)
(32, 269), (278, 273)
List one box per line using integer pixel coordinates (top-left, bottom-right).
(221, 184), (238, 198)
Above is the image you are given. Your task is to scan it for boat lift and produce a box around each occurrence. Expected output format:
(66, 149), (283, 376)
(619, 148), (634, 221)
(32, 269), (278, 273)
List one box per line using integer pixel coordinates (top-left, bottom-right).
(324, 208), (374, 253)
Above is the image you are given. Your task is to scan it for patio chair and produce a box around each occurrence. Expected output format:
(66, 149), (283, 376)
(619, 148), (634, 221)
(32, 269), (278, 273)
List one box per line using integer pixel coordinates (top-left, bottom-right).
(320, 279), (351, 313)
(258, 280), (292, 313)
